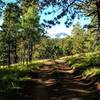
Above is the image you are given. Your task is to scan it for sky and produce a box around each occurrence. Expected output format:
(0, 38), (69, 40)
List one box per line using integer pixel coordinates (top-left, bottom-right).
(2, 0), (16, 3)
(40, 8), (91, 38)
(44, 17), (91, 38)
(0, 0), (91, 38)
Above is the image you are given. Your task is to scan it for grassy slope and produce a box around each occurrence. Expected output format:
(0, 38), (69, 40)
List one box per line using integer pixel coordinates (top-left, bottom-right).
(60, 51), (100, 76)
(0, 59), (50, 93)
(0, 59), (50, 80)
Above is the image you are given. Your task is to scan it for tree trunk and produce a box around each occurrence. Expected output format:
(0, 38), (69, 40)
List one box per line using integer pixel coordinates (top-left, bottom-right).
(96, 0), (100, 27)
(23, 44), (26, 65)
(8, 38), (11, 67)
(29, 41), (33, 62)
(14, 40), (17, 63)
(93, 0), (100, 48)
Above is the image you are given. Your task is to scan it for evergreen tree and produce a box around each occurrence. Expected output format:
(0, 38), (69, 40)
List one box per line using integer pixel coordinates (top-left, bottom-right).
(21, 2), (43, 63)
(1, 3), (20, 66)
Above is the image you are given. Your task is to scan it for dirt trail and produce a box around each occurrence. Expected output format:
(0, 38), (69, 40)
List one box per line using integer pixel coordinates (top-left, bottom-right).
(22, 59), (99, 100)
(5, 59), (99, 100)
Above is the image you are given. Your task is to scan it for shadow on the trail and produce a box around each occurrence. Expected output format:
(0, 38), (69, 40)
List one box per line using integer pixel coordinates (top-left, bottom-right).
(0, 64), (100, 100)
(0, 74), (100, 100)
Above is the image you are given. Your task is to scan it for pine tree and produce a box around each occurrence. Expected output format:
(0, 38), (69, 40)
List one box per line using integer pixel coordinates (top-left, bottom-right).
(1, 3), (20, 66)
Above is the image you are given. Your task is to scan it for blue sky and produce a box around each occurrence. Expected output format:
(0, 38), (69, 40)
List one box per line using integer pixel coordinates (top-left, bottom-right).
(40, 4), (91, 38)
(40, 7), (91, 38)
(0, 0), (91, 38)
(2, 0), (16, 3)
(44, 17), (91, 38)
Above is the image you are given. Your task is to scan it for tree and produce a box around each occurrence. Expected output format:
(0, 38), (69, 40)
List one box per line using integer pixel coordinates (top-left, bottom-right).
(0, 0), (45, 66)
(39, 0), (100, 48)
(75, 0), (100, 48)
(19, 1), (44, 64)
(1, 0), (100, 31)
(1, 3), (20, 66)
(71, 23), (88, 54)
(40, 0), (100, 26)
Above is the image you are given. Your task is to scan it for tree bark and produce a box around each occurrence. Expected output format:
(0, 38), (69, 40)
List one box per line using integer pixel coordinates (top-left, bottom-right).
(14, 39), (17, 63)
(93, 0), (100, 48)
(28, 41), (33, 62)
(96, 0), (100, 28)
(8, 33), (11, 67)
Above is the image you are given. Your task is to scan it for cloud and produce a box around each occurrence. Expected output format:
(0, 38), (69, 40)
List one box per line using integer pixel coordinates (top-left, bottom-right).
(0, 18), (3, 25)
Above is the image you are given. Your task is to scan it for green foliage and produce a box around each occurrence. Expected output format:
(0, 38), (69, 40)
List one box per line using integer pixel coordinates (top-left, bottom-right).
(0, 2), (44, 66)
(65, 51), (100, 68)
(55, 51), (100, 76)
(0, 3), (21, 66)
(83, 67), (100, 76)
(18, 2), (43, 63)
(38, 38), (64, 59)
(37, 22), (98, 59)
(0, 59), (47, 94)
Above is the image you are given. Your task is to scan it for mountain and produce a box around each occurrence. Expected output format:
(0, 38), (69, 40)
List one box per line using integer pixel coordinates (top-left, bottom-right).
(55, 32), (68, 38)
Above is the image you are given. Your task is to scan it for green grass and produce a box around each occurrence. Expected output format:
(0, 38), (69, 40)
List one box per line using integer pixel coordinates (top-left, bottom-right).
(0, 59), (50, 82)
(83, 67), (100, 76)
(0, 59), (50, 94)
(0, 59), (49, 70)
(59, 51), (100, 76)
(65, 51), (100, 68)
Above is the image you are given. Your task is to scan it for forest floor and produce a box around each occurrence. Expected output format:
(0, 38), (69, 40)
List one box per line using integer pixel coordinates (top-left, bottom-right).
(0, 58), (100, 100)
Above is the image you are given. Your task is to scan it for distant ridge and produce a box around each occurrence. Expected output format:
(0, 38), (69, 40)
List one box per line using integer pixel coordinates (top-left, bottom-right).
(55, 32), (68, 38)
